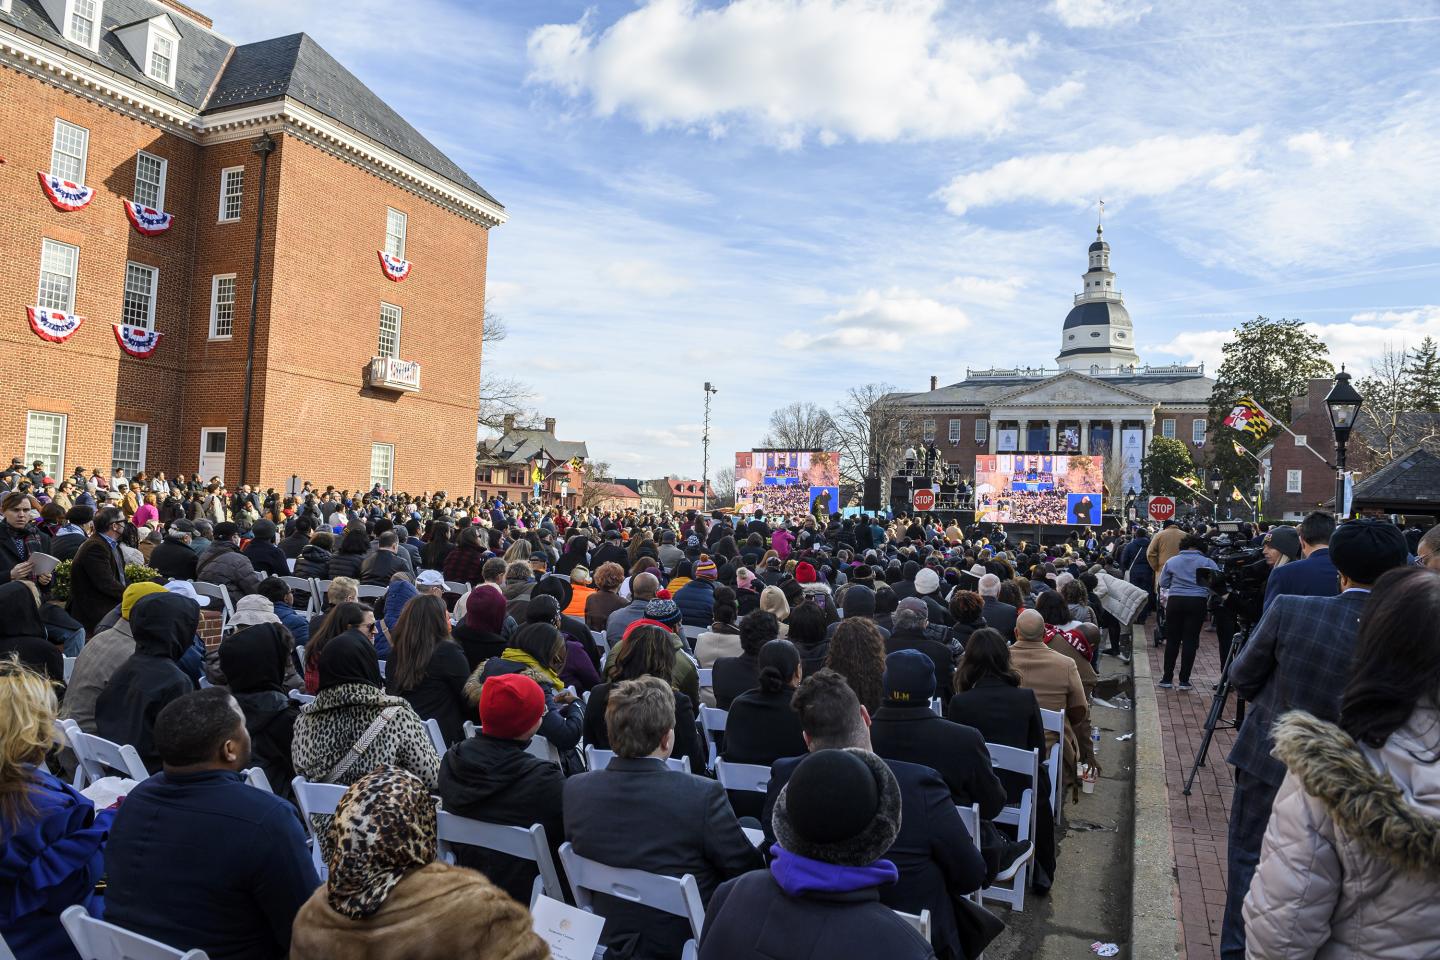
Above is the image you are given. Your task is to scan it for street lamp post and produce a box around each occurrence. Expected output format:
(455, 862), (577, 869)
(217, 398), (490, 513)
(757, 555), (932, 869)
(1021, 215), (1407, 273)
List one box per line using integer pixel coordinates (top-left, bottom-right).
(1253, 479), (1263, 524)
(1208, 467), (1222, 521)
(702, 382), (718, 511)
(1323, 368), (1363, 519)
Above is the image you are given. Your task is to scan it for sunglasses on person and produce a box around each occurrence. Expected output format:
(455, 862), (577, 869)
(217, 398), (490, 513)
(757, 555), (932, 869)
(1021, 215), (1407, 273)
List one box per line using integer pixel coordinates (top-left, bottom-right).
(360, 620), (377, 635)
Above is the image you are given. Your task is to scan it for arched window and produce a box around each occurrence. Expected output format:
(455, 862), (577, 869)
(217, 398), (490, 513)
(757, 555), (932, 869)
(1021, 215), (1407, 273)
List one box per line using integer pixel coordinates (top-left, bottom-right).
(1090, 364), (1100, 375)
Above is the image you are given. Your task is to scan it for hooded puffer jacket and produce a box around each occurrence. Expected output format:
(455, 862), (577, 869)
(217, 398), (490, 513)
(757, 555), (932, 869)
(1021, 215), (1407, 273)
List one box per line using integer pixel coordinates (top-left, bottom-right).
(1243, 708), (1440, 959)
(93, 592), (198, 771)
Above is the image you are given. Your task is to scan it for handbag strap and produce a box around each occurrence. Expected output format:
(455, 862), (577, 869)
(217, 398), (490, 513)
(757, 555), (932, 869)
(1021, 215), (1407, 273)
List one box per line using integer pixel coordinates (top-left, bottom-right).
(325, 705), (400, 783)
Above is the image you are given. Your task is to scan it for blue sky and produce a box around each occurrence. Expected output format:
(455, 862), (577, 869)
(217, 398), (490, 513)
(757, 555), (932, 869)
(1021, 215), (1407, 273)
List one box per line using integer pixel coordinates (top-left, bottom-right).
(216, 0), (1440, 479)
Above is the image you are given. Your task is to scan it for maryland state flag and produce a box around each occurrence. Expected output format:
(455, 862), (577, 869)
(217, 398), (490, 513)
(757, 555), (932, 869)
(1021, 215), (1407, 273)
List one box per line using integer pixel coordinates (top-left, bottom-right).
(1231, 485), (1245, 502)
(569, 456), (584, 472)
(1232, 439), (1250, 459)
(531, 465), (543, 485)
(1224, 397), (1274, 438)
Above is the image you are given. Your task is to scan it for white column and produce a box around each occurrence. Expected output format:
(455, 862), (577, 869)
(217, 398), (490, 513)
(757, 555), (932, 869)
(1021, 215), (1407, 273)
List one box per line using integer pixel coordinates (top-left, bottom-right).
(987, 419), (997, 455)
(1143, 418), (1153, 455)
(1048, 418), (1058, 452)
(1018, 419), (1029, 452)
(1079, 421), (1090, 454)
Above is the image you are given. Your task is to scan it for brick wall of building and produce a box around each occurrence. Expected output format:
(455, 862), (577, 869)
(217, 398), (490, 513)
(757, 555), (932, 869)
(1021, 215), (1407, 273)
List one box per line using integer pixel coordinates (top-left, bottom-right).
(1266, 381), (1335, 518)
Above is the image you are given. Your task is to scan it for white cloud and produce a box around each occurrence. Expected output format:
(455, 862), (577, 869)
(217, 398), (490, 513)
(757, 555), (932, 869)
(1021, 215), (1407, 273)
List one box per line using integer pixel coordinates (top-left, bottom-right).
(782, 288), (970, 351)
(527, 0), (1038, 146)
(942, 275), (1028, 303)
(940, 130), (1261, 215)
(1037, 78), (1085, 110)
(640, 425), (705, 449)
(605, 259), (688, 298)
(1052, 0), (1151, 28)
(1285, 131), (1354, 164)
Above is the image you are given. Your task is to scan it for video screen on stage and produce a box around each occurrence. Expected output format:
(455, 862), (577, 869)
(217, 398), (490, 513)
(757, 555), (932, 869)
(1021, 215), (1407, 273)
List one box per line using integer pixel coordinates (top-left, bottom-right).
(974, 454), (1105, 525)
(734, 449), (840, 516)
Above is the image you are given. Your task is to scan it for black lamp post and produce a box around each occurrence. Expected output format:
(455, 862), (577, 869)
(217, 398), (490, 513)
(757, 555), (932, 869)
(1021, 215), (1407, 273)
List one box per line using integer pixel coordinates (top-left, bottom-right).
(1207, 467), (1222, 519)
(1127, 486), (1137, 523)
(1324, 368), (1363, 518)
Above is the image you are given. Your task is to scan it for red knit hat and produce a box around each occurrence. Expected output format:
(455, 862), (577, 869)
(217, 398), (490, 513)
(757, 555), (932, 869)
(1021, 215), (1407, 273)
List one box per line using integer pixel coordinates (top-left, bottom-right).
(795, 561), (817, 584)
(479, 673), (545, 740)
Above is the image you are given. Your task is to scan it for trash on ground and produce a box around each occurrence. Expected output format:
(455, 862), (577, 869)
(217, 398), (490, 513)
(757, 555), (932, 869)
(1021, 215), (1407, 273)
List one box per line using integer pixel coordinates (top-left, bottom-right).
(1091, 943), (1120, 957)
(1115, 732), (1134, 741)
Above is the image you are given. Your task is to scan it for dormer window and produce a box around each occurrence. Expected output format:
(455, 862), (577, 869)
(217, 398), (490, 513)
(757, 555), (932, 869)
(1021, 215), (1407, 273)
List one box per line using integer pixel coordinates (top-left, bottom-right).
(112, 12), (180, 87)
(149, 33), (174, 84)
(69, 0), (98, 47)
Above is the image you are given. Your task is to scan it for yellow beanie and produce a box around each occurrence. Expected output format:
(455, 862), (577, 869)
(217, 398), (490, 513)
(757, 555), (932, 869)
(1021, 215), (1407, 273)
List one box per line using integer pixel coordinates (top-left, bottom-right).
(121, 582), (168, 619)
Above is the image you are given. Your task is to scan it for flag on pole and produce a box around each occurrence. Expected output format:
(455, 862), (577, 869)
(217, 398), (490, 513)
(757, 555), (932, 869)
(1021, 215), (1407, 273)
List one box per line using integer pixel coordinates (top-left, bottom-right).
(1231, 485), (1244, 502)
(1173, 475), (1198, 490)
(531, 465), (543, 485)
(1232, 439), (1251, 459)
(1223, 397), (1275, 438)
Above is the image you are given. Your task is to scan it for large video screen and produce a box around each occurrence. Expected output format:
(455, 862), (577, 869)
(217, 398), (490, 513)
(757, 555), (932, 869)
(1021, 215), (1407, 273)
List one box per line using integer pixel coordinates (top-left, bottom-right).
(974, 454), (1104, 525)
(734, 450), (840, 516)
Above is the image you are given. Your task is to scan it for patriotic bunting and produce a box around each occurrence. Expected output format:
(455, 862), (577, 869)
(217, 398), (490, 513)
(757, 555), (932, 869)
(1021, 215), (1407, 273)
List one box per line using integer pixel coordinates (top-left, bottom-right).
(113, 323), (163, 358)
(1223, 396), (1275, 439)
(124, 200), (174, 235)
(38, 172), (96, 211)
(26, 306), (85, 343)
(378, 251), (412, 282)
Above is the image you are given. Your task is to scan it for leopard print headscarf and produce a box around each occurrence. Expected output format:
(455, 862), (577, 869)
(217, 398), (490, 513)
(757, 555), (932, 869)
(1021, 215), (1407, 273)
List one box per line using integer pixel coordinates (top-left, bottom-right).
(325, 764), (438, 919)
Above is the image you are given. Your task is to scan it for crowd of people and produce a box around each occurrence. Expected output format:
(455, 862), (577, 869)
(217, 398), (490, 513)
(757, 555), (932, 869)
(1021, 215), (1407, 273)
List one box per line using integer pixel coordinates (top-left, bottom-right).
(1, 462), (1437, 959)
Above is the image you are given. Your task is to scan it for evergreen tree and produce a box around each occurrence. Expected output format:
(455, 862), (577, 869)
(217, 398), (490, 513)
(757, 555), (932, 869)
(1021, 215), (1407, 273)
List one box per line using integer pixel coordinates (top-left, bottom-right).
(1141, 436), (1200, 500)
(1404, 337), (1440, 412)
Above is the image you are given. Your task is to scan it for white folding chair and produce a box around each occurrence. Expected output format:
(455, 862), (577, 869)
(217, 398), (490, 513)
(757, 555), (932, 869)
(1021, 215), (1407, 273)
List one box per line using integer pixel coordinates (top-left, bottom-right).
(63, 656), (77, 683)
(424, 717), (447, 756)
(696, 668), (713, 687)
(715, 759), (770, 794)
(930, 697), (944, 716)
(356, 584), (388, 603)
(436, 812), (564, 906)
(584, 746), (686, 773)
(292, 776), (348, 881)
(1039, 708), (1065, 823)
(243, 767), (273, 792)
(680, 624), (704, 644)
(312, 579), (333, 610)
(289, 689), (315, 705)
(68, 728), (149, 787)
(286, 558), (296, 572)
(698, 705), (727, 771)
(444, 580), (468, 596)
(191, 582), (235, 630)
(0, 929), (16, 960)
(463, 722), (562, 765)
(558, 842), (703, 960)
(280, 576), (318, 615)
(953, 802), (994, 911)
(894, 908), (932, 942)
(61, 905), (209, 960)
(982, 743), (1039, 912)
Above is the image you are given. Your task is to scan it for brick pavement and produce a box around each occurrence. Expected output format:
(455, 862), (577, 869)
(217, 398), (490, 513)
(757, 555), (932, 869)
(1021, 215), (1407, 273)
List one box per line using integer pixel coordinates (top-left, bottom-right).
(1149, 622), (1238, 960)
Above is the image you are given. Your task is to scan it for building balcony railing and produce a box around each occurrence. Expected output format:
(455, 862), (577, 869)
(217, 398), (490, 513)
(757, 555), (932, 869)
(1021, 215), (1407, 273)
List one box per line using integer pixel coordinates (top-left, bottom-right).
(367, 356), (421, 392)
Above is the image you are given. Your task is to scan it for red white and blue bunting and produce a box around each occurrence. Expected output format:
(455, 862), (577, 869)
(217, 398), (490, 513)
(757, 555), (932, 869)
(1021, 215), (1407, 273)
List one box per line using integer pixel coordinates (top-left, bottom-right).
(37, 172), (95, 211)
(378, 251), (412, 282)
(124, 200), (174, 235)
(113, 323), (163, 358)
(26, 306), (84, 343)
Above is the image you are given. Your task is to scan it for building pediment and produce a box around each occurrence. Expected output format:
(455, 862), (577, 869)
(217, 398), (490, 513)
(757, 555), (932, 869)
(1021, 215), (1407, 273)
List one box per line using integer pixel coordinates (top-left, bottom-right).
(990, 370), (1157, 408)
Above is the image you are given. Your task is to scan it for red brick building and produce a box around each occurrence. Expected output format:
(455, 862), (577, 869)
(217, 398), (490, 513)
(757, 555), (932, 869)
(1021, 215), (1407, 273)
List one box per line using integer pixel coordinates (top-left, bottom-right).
(0, 1), (505, 495)
(474, 415), (588, 508)
(658, 479), (710, 513)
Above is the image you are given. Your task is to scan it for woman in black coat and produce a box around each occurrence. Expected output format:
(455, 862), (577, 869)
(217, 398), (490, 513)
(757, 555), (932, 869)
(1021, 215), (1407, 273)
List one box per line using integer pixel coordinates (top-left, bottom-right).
(384, 594), (470, 745)
(218, 622), (301, 801)
(0, 580), (63, 685)
(325, 525), (368, 580)
(0, 491), (52, 587)
(712, 610), (779, 709)
(583, 624), (704, 774)
(722, 639), (806, 766)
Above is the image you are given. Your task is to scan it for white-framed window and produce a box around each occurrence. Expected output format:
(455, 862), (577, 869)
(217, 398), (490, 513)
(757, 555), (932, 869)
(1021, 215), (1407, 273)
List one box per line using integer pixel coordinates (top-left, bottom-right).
(384, 208), (407, 259)
(24, 412), (67, 478)
(218, 166), (244, 222)
(133, 151), (167, 210)
(921, 419), (935, 442)
(37, 239), (79, 312)
(112, 422), (147, 476)
(67, 0), (99, 49)
(898, 418), (909, 438)
(122, 262), (158, 330)
(1294, 434), (1307, 446)
(1192, 419), (1207, 446)
(148, 31), (174, 84)
(378, 302), (402, 358)
(1161, 418), (1177, 439)
(370, 443), (394, 490)
(208, 274), (236, 339)
(50, 119), (89, 183)
(1286, 469), (1302, 494)
(948, 419), (961, 444)
(975, 419), (988, 443)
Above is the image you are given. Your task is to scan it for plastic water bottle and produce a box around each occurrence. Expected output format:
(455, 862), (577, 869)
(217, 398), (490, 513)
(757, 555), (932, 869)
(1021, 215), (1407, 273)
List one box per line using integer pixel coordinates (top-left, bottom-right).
(1092, 727), (1101, 754)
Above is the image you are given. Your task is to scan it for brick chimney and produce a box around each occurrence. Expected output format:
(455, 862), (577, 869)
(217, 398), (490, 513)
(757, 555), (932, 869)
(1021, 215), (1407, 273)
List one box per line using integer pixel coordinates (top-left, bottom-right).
(502, 414), (515, 432)
(930, 375), (938, 391)
(544, 417), (557, 434)
(155, 0), (213, 27)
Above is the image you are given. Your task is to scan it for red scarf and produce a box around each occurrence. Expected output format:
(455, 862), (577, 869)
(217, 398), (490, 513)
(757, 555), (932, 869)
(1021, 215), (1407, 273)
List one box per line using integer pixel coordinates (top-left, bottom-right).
(1045, 623), (1092, 661)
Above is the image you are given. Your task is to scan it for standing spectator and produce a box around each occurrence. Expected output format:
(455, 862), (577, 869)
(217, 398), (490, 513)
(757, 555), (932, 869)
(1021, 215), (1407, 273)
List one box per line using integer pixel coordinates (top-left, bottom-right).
(1156, 536), (1219, 690)
(105, 689), (318, 959)
(565, 676), (763, 958)
(438, 673), (566, 906)
(1261, 511), (1339, 610)
(386, 594), (470, 745)
(0, 660), (113, 960)
(67, 506), (127, 637)
(94, 592), (198, 772)
(1243, 566), (1440, 958)
(0, 492), (52, 588)
(291, 765), (546, 960)
(824, 617), (887, 715)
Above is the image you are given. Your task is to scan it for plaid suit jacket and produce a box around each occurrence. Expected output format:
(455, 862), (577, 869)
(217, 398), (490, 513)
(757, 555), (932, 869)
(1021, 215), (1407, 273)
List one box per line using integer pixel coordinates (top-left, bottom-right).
(1226, 589), (1370, 787)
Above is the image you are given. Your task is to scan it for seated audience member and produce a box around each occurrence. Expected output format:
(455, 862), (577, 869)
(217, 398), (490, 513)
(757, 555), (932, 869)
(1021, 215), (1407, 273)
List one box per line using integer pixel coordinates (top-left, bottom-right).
(584, 624), (705, 774)
(700, 749), (936, 960)
(0, 581), (63, 684)
(256, 576), (310, 647)
(722, 639), (807, 766)
(787, 600), (832, 677)
(885, 597), (956, 703)
(1008, 609), (1093, 795)
(695, 586), (742, 669)
(438, 673), (565, 906)
(105, 688), (318, 960)
(61, 582), (167, 732)
(466, 622), (584, 773)
(824, 618), (887, 714)
(149, 521), (199, 581)
(292, 630), (439, 858)
(762, 669), (986, 960)
(673, 555), (719, 626)
(0, 660), (113, 960)
(947, 589), (989, 649)
(291, 764), (547, 960)
(386, 593), (470, 745)
(243, 519), (290, 578)
(301, 601), (371, 694)
(306, 575), (357, 639)
(565, 676), (763, 958)
(526, 592), (602, 694)
(94, 592), (198, 771)
(196, 521), (263, 603)
(218, 622), (302, 802)
(452, 583), (508, 671)
(293, 531), (334, 580)
(759, 585), (790, 635)
(1035, 589), (1097, 692)
(375, 575), (417, 658)
(712, 610), (779, 709)
(584, 561), (628, 631)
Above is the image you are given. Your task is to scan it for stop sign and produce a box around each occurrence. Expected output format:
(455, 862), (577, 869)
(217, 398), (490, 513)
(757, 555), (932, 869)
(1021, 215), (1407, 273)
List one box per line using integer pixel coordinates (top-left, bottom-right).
(912, 487), (936, 511)
(1148, 496), (1176, 522)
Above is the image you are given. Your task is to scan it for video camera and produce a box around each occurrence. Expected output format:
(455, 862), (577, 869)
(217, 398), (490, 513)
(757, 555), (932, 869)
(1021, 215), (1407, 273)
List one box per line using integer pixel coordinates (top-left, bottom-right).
(1195, 525), (1269, 625)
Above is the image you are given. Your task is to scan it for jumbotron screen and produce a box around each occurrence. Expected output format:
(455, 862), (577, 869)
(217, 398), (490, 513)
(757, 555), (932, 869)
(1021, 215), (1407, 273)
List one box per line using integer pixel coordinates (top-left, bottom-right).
(734, 450), (840, 516)
(974, 454), (1104, 525)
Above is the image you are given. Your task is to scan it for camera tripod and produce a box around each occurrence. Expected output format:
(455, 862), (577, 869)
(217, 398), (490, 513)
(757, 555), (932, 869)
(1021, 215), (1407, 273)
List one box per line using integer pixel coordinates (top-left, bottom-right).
(1182, 622), (1251, 796)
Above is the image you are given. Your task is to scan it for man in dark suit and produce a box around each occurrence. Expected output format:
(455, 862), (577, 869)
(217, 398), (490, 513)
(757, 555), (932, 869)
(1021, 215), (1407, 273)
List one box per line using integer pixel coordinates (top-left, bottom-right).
(564, 676), (761, 958)
(763, 669), (986, 960)
(977, 573), (1018, 638)
(1220, 518), (1408, 960)
(358, 530), (413, 586)
(68, 506), (128, 636)
(1262, 511), (1338, 610)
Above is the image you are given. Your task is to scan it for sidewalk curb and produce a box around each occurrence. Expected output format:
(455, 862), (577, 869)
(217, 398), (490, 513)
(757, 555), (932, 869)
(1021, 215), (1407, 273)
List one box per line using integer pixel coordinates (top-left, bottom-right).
(1130, 624), (1181, 957)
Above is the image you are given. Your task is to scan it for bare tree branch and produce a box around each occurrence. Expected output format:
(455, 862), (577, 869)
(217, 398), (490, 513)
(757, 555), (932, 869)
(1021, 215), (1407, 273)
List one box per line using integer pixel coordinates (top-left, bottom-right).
(477, 296), (536, 431)
(762, 402), (837, 451)
(832, 383), (906, 487)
